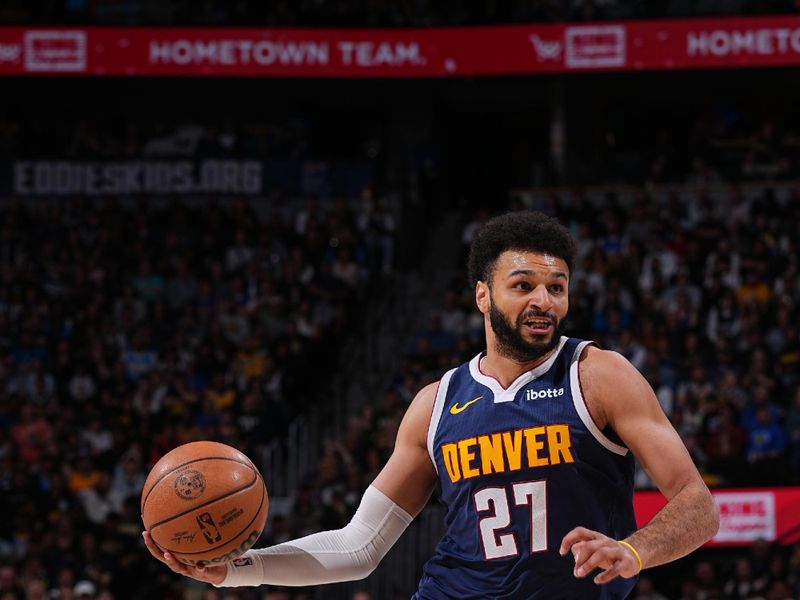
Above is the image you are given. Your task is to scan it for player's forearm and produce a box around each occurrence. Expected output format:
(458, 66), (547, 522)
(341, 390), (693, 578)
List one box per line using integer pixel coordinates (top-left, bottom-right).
(625, 480), (719, 569)
(222, 536), (378, 586)
(217, 485), (412, 587)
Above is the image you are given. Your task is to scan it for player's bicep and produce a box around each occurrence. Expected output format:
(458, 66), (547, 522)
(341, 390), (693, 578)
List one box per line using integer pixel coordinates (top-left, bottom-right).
(372, 382), (439, 517)
(591, 351), (702, 500)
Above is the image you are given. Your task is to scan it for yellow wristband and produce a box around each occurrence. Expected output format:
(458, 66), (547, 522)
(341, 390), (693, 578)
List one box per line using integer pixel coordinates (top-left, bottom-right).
(618, 540), (643, 573)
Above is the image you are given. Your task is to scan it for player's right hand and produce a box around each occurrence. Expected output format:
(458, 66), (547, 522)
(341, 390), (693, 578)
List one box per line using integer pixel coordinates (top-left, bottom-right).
(143, 531), (228, 586)
(559, 527), (641, 584)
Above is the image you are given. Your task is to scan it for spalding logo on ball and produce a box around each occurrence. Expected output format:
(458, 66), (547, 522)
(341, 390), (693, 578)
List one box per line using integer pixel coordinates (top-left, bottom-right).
(141, 441), (269, 565)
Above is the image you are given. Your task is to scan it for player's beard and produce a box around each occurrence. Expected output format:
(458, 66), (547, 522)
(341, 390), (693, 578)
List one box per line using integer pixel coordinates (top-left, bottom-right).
(489, 300), (564, 363)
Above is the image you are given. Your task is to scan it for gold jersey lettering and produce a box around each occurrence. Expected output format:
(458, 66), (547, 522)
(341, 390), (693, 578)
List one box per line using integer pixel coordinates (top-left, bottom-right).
(478, 433), (505, 474)
(441, 443), (461, 483)
(502, 430), (523, 471)
(547, 424), (574, 464)
(440, 424), (575, 484)
(458, 437), (481, 479)
(523, 426), (549, 467)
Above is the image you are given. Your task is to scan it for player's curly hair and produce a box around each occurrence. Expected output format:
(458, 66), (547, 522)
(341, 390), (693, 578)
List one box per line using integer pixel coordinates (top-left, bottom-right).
(467, 211), (577, 289)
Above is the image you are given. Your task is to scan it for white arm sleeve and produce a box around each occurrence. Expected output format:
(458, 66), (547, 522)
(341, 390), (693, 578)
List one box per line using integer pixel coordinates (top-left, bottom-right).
(217, 485), (413, 588)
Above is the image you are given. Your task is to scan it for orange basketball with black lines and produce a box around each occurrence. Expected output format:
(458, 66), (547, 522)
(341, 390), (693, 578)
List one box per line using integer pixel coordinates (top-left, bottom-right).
(141, 441), (268, 565)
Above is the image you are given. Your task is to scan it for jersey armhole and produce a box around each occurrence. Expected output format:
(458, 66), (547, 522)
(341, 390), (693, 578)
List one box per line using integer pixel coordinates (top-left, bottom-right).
(426, 368), (456, 473)
(569, 341), (629, 456)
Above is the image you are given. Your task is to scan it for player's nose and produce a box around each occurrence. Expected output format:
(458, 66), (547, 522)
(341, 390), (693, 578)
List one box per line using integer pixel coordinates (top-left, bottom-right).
(528, 284), (553, 311)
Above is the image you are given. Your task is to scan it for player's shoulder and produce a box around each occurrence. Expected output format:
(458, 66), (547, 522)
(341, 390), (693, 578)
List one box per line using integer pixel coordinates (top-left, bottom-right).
(402, 361), (469, 432)
(409, 380), (440, 413)
(579, 344), (631, 367)
(578, 345), (643, 392)
(396, 379), (442, 446)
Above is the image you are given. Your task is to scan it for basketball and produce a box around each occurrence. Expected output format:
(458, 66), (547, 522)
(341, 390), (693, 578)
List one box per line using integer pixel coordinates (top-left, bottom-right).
(141, 441), (269, 566)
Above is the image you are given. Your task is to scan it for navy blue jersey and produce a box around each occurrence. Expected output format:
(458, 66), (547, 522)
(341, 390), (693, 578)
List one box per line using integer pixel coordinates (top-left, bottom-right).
(414, 337), (637, 600)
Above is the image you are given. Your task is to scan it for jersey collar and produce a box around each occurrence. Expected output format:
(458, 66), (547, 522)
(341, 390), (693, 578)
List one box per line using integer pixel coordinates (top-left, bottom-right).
(470, 336), (568, 404)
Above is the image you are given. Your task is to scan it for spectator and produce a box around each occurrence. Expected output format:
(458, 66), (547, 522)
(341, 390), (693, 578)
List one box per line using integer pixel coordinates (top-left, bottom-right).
(356, 188), (396, 274)
(74, 579), (97, 599)
(722, 557), (766, 599)
(632, 576), (668, 599)
(788, 386), (800, 475)
(10, 405), (52, 465)
(736, 270), (772, 306)
(107, 451), (146, 514)
(744, 405), (788, 485)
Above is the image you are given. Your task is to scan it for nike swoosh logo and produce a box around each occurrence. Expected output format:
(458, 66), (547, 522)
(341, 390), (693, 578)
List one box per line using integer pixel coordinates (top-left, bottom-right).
(450, 396), (483, 415)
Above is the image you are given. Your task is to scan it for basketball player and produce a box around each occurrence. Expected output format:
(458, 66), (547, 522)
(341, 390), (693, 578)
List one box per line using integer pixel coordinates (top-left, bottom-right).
(145, 212), (719, 598)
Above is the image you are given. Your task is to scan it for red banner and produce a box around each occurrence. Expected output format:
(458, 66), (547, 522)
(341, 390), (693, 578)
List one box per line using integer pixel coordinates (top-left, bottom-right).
(1, 16), (800, 77)
(635, 487), (800, 546)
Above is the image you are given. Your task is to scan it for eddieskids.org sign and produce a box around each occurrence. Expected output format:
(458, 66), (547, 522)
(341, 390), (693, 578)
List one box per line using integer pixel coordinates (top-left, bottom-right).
(11, 159), (264, 196)
(4, 159), (372, 197)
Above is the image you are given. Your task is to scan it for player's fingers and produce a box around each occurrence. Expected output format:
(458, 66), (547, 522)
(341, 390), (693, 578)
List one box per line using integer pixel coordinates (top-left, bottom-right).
(559, 527), (599, 555)
(142, 531), (169, 564)
(569, 540), (592, 566)
(575, 544), (617, 578)
(571, 539), (605, 565)
(570, 540), (585, 562)
(162, 551), (193, 576)
(143, 534), (190, 576)
(593, 559), (624, 585)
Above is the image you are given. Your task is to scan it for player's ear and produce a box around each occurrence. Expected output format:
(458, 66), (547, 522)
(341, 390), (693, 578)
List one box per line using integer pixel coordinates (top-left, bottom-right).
(476, 281), (490, 315)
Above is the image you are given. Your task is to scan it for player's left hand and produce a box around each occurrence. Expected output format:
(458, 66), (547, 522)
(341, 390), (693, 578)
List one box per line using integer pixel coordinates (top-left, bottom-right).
(559, 527), (641, 584)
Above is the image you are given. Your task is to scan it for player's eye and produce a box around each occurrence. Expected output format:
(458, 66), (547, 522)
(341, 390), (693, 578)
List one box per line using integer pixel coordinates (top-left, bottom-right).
(548, 284), (563, 294)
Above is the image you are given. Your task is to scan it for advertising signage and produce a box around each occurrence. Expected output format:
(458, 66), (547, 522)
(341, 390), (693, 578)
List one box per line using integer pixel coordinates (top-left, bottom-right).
(2, 16), (800, 78)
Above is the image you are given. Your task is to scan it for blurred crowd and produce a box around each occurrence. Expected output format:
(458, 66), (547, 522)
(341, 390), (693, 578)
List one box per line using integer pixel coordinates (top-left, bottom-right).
(1, 0), (798, 26)
(0, 117), (374, 163)
(0, 86), (799, 599)
(638, 116), (800, 188)
(0, 183), (799, 598)
(632, 538), (800, 600)
(0, 193), (396, 600)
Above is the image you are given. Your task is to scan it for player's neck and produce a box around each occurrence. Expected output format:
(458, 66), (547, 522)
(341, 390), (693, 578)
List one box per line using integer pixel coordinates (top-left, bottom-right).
(479, 348), (557, 389)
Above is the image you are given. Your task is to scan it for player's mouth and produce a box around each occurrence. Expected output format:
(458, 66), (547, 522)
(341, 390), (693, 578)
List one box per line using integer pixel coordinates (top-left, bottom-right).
(522, 319), (553, 335)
